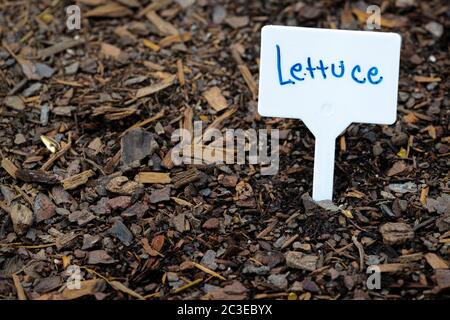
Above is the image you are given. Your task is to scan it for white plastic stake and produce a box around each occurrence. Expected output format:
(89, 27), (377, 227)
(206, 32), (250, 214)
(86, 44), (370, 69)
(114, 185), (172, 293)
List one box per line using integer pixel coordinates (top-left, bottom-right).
(313, 134), (336, 201)
(258, 26), (401, 201)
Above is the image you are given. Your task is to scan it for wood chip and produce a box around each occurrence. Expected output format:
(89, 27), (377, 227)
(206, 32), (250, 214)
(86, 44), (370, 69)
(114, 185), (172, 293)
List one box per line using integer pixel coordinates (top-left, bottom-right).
(176, 59), (185, 86)
(100, 42), (125, 60)
(172, 168), (203, 189)
(142, 39), (160, 52)
(1, 158), (18, 179)
(257, 220), (277, 239)
(85, 3), (132, 17)
(12, 274), (27, 300)
(238, 64), (258, 100)
(138, 0), (171, 17)
(425, 253), (449, 270)
(38, 38), (84, 59)
(135, 172), (171, 184)
(61, 170), (95, 190)
(171, 197), (193, 207)
(414, 76), (441, 83)
(161, 149), (175, 169)
(159, 32), (191, 47)
(16, 168), (60, 184)
(377, 263), (408, 273)
(135, 74), (177, 99)
(203, 86), (228, 112)
(145, 11), (179, 36)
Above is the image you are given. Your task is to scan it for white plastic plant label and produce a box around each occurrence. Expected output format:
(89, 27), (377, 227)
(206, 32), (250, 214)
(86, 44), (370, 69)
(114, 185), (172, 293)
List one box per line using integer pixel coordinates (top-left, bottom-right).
(258, 26), (401, 201)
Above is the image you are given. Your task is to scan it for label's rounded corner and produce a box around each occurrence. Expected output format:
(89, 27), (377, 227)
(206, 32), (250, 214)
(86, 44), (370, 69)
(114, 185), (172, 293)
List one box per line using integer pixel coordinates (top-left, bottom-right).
(390, 32), (402, 45)
(261, 25), (274, 34)
(257, 107), (271, 118)
(386, 113), (398, 125)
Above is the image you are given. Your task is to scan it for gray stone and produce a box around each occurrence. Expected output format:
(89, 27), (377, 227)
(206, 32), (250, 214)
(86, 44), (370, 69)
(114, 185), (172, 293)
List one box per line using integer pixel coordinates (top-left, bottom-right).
(4, 96), (25, 111)
(149, 186), (171, 203)
(317, 200), (340, 212)
(34, 193), (56, 223)
(388, 182), (418, 194)
(88, 250), (115, 264)
(242, 264), (270, 275)
(14, 133), (26, 145)
(23, 82), (42, 97)
(286, 251), (318, 271)
(35, 63), (55, 78)
(425, 21), (443, 38)
(121, 128), (156, 166)
(107, 220), (133, 246)
(395, 0), (416, 8)
(212, 5), (227, 24)
(65, 62), (79, 75)
(268, 274), (288, 290)
(82, 234), (101, 250)
(201, 250), (218, 271)
(172, 214), (186, 233)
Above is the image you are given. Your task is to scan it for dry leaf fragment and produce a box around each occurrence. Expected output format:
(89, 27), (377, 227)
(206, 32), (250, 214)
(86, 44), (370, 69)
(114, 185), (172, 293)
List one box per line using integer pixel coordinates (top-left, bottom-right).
(420, 186), (429, 206)
(403, 113), (419, 124)
(191, 262), (226, 280)
(41, 135), (59, 153)
(10, 202), (34, 236)
(109, 281), (145, 300)
(387, 161), (407, 176)
(425, 125), (437, 139)
(36, 279), (105, 300)
(397, 147), (408, 159)
(203, 86), (228, 112)
(151, 234), (165, 253)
